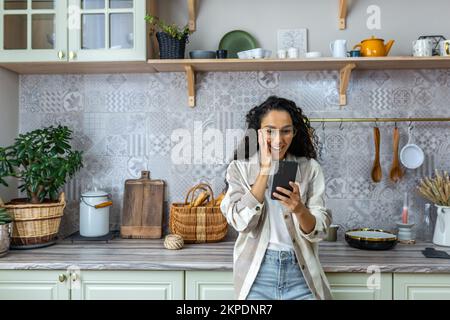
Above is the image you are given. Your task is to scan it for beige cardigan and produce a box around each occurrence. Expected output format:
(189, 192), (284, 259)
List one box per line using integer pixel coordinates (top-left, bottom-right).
(220, 152), (333, 300)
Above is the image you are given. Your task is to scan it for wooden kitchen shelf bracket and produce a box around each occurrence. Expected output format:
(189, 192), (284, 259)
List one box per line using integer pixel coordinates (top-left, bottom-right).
(185, 65), (196, 107)
(339, 63), (356, 106)
(188, 0), (196, 32)
(339, 0), (347, 30)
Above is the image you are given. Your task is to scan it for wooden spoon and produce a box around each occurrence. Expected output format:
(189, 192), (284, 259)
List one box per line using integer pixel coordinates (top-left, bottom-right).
(371, 127), (382, 183)
(389, 127), (404, 183)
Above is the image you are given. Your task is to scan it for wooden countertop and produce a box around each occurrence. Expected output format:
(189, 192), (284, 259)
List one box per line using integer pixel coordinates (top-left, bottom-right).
(0, 239), (449, 273)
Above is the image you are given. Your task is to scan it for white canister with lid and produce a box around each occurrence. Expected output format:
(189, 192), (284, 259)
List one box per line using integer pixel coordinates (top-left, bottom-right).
(80, 190), (112, 237)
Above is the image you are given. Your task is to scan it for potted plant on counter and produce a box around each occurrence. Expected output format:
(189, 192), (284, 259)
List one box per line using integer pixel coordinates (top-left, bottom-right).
(0, 125), (83, 248)
(145, 13), (193, 59)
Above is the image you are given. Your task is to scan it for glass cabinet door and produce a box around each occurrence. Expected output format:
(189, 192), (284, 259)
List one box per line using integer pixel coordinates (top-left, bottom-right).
(68, 0), (145, 61)
(0, 0), (68, 62)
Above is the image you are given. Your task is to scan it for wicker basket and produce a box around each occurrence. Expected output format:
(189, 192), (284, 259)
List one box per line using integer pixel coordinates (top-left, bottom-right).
(170, 183), (227, 243)
(156, 31), (188, 59)
(0, 193), (65, 246)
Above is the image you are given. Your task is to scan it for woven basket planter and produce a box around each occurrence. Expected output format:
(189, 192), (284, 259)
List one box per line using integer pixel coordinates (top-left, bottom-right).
(0, 193), (66, 247)
(156, 31), (188, 59)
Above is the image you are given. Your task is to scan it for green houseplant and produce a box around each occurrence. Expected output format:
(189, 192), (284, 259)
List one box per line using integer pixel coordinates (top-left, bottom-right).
(145, 14), (193, 59)
(0, 125), (83, 247)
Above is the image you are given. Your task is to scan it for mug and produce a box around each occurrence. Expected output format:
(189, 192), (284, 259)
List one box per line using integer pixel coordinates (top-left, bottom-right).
(413, 39), (433, 57)
(330, 40), (348, 58)
(440, 40), (450, 56)
(325, 224), (340, 241)
(287, 47), (299, 59)
(347, 49), (361, 57)
(216, 49), (228, 59)
(277, 49), (287, 59)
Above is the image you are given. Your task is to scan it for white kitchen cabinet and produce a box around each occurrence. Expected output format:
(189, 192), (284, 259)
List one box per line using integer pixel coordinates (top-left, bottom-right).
(394, 274), (450, 300)
(0, 270), (70, 300)
(185, 271), (234, 300)
(71, 270), (184, 300)
(0, 0), (146, 62)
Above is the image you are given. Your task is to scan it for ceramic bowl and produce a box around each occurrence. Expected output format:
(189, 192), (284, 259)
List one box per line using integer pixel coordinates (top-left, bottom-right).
(345, 228), (398, 250)
(189, 50), (216, 59)
(306, 51), (322, 58)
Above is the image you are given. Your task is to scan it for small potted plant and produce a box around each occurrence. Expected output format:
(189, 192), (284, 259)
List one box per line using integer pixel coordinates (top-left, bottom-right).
(145, 14), (193, 59)
(0, 208), (12, 257)
(0, 125), (83, 248)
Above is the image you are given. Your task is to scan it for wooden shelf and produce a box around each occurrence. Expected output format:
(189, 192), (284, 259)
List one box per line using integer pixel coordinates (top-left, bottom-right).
(2, 57), (450, 108)
(147, 56), (450, 72)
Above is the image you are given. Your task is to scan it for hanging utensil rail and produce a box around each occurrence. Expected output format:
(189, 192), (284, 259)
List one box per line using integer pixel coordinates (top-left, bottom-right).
(309, 117), (450, 123)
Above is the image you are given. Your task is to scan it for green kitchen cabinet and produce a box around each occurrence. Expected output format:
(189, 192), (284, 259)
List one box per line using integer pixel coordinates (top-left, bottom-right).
(0, 0), (68, 62)
(326, 273), (393, 300)
(185, 271), (234, 300)
(0, 0), (146, 62)
(71, 270), (184, 300)
(394, 273), (450, 300)
(185, 271), (393, 300)
(0, 270), (70, 300)
(0, 270), (184, 300)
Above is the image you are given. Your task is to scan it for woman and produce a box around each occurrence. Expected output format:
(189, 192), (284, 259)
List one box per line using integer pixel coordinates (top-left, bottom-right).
(220, 96), (333, 300)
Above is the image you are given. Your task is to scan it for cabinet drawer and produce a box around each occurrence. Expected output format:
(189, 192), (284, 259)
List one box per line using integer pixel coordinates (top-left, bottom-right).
(72, 270), (184, 300)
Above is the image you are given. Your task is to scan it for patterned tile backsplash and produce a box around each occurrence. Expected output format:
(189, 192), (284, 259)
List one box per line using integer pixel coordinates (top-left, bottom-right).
(19, 69), (450, 241)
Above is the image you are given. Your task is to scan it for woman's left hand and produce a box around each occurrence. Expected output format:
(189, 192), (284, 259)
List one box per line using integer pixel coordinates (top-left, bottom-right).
(272, 181), (307, 215)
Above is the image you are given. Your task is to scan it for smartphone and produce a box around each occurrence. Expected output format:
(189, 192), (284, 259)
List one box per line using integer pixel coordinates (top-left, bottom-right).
(270, 161), (299, 200)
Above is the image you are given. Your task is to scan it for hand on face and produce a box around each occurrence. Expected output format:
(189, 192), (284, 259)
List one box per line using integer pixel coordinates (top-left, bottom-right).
(258, 129), (272, 174)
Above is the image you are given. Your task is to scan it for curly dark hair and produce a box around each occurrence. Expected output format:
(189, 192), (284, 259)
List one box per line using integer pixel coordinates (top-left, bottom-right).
(232, 96), (319, 161)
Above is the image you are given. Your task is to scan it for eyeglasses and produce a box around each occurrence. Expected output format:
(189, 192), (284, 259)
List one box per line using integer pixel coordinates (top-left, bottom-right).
(261, 127), (297, 137)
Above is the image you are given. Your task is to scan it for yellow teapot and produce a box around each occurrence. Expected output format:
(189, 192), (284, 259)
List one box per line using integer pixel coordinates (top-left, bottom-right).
(353, 36), (394, 57)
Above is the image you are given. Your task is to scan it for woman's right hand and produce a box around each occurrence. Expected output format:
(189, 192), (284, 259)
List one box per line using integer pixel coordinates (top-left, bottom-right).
(258, 129), (272, 174)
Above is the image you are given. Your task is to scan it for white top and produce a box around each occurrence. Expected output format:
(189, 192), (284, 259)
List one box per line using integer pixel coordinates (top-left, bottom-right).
(266, 173), (294, 251)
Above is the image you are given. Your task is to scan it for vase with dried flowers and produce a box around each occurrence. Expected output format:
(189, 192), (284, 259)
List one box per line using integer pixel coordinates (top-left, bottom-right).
(417, 170), (450, 246)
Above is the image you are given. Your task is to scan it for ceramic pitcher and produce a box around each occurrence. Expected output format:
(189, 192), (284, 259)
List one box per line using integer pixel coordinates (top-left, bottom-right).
(330, 40), (347, 58)
(433, 205), (450, 247)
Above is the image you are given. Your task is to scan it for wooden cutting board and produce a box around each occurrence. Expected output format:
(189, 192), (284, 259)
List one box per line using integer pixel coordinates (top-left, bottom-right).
(120, 171), (165, 239)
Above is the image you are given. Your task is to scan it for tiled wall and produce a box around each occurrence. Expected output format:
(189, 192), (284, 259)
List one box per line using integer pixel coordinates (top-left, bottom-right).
(19, 69), (450, 240)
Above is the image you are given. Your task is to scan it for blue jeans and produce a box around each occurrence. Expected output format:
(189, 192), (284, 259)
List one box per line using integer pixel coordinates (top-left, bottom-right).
(246, 249), (315, 300)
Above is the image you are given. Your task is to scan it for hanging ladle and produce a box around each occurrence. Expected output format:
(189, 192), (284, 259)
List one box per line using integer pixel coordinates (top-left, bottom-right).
(371, 125), (382, 183)
(389, 124), (404, 183)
